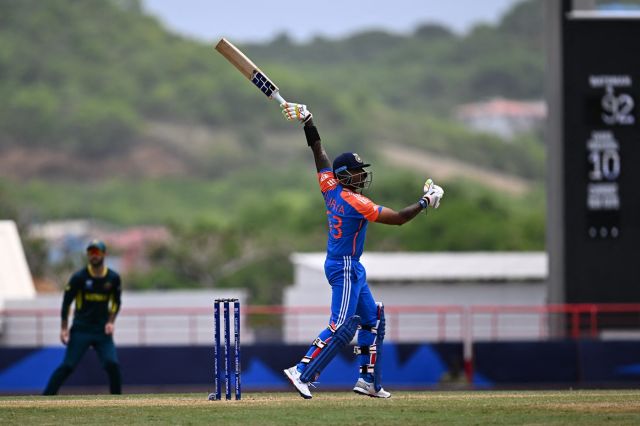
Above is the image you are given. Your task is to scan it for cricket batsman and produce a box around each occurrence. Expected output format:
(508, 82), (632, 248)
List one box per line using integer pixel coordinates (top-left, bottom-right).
(281, 102), (444, 399)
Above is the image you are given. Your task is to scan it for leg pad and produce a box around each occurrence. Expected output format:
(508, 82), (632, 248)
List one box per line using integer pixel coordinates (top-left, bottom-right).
(373, 303), (385, 391)
(300, 315), (360, 383)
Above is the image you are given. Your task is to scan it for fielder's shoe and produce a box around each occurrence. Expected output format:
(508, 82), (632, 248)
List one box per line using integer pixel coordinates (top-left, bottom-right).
(284, 366), (313, 399)
(353, 378), (391, 398)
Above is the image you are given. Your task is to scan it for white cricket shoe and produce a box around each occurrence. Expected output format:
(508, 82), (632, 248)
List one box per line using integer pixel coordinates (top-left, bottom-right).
(284, 366), (313, 399)
(353, 378), (391, 398)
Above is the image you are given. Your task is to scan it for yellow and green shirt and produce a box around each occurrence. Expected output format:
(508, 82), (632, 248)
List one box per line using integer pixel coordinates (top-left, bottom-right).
(61, 266), (122, 333)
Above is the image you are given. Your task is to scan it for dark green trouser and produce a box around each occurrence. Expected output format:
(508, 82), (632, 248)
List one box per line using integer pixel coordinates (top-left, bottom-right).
(43, 328), (122, 395)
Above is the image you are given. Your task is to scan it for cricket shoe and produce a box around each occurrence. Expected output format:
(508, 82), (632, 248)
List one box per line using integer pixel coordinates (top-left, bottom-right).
(284, 366), (313, 399)
(353, 378), (391, 398)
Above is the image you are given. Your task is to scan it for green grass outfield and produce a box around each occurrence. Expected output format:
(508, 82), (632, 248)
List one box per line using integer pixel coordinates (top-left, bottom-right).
(1, 390), (640, 425)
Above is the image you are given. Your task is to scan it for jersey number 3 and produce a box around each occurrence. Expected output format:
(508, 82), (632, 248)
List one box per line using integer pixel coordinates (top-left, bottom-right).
(327, 212), (343, 239)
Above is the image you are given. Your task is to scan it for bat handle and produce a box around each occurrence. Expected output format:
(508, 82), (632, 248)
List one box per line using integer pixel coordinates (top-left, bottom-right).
(272, 91), (286, 105)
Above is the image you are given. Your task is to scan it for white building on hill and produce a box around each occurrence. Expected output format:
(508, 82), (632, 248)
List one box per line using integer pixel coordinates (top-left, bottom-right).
(456, 98), (546, 139)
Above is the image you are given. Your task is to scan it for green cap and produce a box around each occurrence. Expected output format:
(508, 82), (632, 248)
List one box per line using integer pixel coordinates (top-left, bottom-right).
(86, 239), (107, 252)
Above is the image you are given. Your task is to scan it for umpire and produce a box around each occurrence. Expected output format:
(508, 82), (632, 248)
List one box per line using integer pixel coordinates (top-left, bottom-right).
(43, 239), (123, 395)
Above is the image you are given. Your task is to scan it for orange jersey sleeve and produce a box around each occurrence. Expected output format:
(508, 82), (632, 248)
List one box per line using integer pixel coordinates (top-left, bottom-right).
(341, 191), (381, 222)
(318, 169), (338, 193)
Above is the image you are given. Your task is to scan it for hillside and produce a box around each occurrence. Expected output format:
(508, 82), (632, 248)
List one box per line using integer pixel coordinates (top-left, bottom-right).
(0, 0), (547, 301)
(0, 0), (545, 181)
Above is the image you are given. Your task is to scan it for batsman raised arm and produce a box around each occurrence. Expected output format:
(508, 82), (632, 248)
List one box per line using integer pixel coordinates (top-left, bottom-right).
(280, 102), (444, 399)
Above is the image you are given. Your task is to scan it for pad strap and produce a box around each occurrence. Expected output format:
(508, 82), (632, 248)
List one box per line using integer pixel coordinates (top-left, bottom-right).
(359, 324), (378, 334)
(353, 345), (377, 355)
(360, 364), (375, 374)
(300, 324), (337, 364)
(301, 334), (331, 364)
(313, 337), (327, 349)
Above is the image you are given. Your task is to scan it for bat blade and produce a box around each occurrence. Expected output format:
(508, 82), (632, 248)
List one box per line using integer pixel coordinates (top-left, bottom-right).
(215, 38), (285, 104)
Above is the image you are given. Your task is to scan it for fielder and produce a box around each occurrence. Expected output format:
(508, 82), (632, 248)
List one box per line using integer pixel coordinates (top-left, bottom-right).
(281, 103), (444, 399)
(43, 240), (122, 395)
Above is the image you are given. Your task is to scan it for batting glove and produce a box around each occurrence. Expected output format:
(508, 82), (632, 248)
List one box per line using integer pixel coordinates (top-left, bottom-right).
(419, 178), (444, 209)
(281, 102), (313, 124)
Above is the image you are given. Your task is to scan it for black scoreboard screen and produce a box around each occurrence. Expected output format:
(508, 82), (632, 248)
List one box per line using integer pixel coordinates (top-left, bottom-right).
(562, 13), (640, 303)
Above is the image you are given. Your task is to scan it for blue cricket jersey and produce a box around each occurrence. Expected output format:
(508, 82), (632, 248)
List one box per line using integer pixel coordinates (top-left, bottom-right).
(318, 168), (383, 259)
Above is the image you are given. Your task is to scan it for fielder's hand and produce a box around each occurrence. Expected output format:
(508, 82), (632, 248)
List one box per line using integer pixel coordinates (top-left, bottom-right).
(419, 178), (444, 209)
(281, 102), (312, 124)
(105, 322), (115, 336)
(60, 328), (69, 345)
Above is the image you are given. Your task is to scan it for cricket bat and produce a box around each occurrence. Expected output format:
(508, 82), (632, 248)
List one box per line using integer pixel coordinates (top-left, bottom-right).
(215, 38), (287, 105)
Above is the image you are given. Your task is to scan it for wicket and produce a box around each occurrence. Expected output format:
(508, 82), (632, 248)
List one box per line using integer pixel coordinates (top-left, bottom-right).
(208, 298), (241, 400)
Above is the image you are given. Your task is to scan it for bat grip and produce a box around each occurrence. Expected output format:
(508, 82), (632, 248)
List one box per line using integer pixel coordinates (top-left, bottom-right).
(272, 91), (286, 105)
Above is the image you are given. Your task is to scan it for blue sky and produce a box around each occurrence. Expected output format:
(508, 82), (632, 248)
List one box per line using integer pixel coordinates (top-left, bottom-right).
(142, 0), (521, 43)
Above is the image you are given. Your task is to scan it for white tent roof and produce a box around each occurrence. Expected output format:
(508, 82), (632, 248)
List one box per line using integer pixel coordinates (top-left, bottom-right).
(291, 252), (547, 282)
